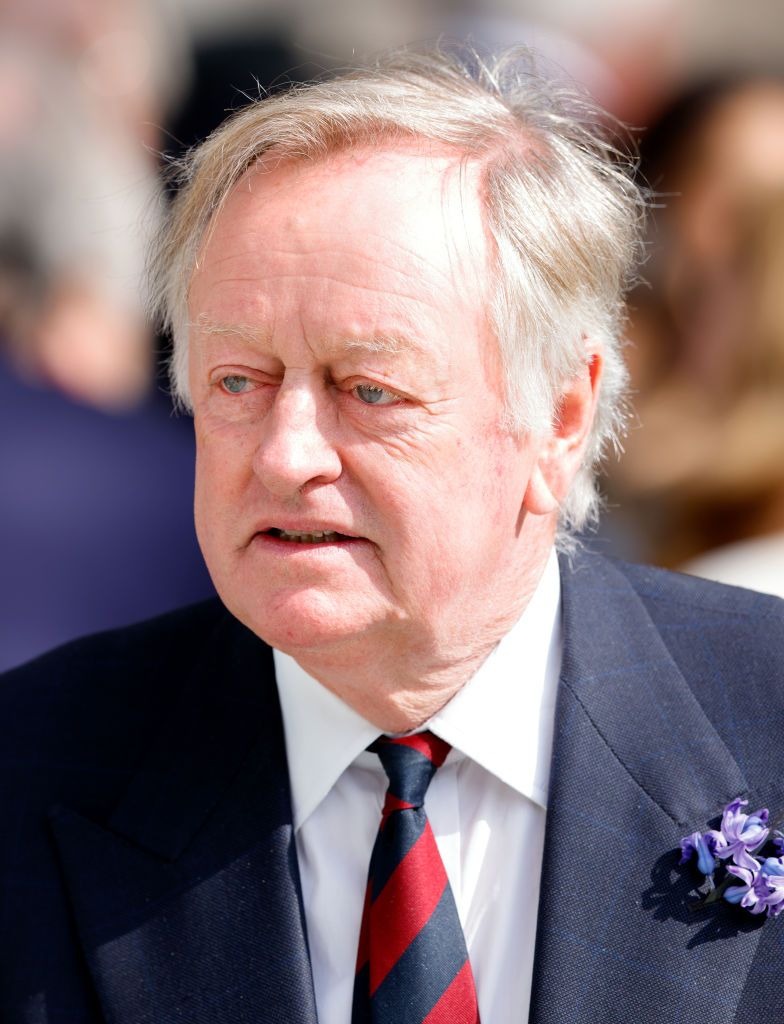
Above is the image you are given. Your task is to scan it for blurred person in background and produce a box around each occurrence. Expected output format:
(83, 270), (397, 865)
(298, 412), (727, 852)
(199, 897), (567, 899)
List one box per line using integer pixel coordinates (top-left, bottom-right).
(0, 0), (191, 407)
(601, 76), (784, 596)
(0, 0), (213, 671)
(681, 189), (784, 595)
(0, 32), (154, 409)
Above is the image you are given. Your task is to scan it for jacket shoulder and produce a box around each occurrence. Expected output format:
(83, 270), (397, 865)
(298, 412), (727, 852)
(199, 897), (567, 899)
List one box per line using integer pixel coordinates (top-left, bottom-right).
(564, 548), (784, 673)
(0, 598), (235, 814)
(592, 553), (784, 668)
(611, 556), (784, 622)
(1, 597), (229, 709)
(598, 554), (784, 784)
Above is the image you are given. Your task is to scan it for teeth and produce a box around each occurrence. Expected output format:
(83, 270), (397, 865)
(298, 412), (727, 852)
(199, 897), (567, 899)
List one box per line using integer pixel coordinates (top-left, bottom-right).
(274, 529), (341, 543)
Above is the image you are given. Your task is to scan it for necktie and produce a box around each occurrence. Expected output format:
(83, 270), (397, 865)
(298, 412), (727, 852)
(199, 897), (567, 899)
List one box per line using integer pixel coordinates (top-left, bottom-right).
(352, 732), (481, 1024)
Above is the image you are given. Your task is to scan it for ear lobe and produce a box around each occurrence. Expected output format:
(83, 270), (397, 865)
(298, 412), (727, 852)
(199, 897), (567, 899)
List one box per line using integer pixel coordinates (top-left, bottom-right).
(522, 345), (603, 516)
(523, 462), (561, 515)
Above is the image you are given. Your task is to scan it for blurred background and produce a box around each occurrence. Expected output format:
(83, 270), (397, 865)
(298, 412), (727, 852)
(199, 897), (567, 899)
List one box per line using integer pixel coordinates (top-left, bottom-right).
(2, 0), (784, 671)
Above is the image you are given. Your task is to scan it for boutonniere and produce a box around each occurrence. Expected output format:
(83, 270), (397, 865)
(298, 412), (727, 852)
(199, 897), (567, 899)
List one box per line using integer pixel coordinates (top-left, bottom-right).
(680, 798), (784, 918)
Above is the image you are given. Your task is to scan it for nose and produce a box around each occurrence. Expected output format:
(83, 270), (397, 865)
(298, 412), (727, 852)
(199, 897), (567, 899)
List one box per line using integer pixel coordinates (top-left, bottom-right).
(252, 377), (342, 497)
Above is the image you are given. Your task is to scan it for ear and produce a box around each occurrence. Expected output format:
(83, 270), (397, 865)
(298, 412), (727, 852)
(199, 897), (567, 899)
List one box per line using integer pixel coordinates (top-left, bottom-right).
(523, 341), (603, 516)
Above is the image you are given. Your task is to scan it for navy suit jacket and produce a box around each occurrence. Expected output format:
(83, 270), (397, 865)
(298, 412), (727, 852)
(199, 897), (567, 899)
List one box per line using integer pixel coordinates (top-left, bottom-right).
(2, 551), (783, 1023)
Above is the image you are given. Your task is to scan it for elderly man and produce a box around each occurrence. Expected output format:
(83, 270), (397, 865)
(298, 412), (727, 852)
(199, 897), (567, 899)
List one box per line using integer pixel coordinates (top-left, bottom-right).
(2, 47), (783, 1024)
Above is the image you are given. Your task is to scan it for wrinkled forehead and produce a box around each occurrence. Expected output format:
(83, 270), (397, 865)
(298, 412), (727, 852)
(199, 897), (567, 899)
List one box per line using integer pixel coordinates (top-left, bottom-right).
(194, 143), (492, 299)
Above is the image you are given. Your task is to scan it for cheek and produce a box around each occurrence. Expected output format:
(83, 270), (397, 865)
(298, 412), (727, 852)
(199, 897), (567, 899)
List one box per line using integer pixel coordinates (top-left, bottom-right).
(367, 448), (494, 596)
(428, 437), (530, 557)
(193, 453), (220, 556)
(371, 424), (514, 536)
(195, 414), (256, 480)
(426, 432), (522, 521)
(480, 444), (526, 520)
(193, 420), (254, 537)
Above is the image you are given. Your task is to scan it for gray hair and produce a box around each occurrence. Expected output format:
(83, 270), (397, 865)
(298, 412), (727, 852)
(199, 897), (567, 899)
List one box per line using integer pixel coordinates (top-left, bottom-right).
(149, 45), (644, 534)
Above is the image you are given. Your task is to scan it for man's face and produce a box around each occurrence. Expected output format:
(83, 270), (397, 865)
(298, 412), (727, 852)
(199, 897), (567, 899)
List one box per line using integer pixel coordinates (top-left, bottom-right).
(188, 147), (553, 660)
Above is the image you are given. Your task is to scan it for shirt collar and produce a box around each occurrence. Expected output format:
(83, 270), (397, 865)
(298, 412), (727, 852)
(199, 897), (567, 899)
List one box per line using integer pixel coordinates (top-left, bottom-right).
(274, 550), (562, 831)
(427, 550), (561, 808)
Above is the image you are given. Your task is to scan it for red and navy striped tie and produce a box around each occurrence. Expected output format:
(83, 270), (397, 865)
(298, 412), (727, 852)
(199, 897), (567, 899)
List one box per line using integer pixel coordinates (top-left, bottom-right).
(352, 732), (481, 1024)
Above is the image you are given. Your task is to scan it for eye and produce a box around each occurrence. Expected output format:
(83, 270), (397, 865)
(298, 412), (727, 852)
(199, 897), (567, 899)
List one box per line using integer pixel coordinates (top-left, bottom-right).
(220, 374), (252, 395)
(353, 383), (399, 406)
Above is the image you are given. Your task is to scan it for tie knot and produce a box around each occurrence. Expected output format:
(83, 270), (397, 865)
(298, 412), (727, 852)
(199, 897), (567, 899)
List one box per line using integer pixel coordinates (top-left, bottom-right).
(371, 732), (451, 809)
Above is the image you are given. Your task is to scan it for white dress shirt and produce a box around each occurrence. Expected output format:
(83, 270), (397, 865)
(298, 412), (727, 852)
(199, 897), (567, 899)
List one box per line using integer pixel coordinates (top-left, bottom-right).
(274, 551), (562, 1024)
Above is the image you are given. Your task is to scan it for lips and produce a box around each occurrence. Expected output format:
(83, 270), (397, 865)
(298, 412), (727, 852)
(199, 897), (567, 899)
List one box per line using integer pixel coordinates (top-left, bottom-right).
(264, 528), (354, 544)
(262, 528), (364, 544)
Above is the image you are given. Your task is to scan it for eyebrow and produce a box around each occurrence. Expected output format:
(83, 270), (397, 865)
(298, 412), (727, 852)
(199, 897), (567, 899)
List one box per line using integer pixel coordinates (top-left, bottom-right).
(344, 335), (404, 355)
(189, 315), (267, 346)
(190, 314), (415, 357)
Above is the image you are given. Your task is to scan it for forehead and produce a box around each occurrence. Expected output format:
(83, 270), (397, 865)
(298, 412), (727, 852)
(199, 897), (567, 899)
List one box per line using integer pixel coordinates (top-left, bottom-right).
(190, 145), (491, 316)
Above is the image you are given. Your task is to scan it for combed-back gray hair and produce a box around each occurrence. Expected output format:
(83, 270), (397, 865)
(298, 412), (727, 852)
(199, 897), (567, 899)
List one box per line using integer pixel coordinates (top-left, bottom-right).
(150, 44), (644, 535)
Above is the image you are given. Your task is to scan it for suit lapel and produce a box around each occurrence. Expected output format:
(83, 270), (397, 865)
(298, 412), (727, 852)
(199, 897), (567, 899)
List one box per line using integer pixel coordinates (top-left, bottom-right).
(50, 609), (318, 1024)
(529, 553), (764, 1024)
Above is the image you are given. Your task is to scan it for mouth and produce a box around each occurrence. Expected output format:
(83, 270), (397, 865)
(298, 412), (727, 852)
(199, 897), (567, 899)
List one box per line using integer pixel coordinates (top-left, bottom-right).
(262, 528), (358, 545)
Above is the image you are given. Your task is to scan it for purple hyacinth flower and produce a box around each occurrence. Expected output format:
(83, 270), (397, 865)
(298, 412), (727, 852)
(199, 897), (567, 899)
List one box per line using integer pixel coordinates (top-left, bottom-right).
(774, 832), (784, 856)
(726, 858), (784, 917)
(679, 830), (718, 876)
(724, 863), (757, 908)
(714, 798), (770, 871)
(759, 858), (784, 918)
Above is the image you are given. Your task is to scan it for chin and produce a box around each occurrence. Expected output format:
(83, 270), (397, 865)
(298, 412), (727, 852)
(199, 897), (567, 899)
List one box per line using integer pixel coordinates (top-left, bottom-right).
(229, 584), (387, 655)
